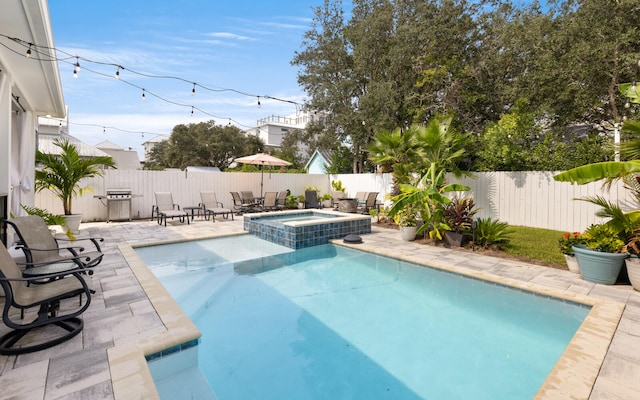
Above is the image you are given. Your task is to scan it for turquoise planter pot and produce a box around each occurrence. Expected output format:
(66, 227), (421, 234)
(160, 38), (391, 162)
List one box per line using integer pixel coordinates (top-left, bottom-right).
(572, 245), (627, 285)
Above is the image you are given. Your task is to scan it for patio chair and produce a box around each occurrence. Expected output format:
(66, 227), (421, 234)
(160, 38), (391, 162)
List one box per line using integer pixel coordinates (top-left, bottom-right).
(261, 192), (279, 211)
(0, 241), (93, 355)
(358, 192), (379, 214)
(200, 192), (233, 222)
(304, 190), (322, 209)
(230, 191), (256, 214)
(276, 191), (288, 211)
(331, 191), (344, 209)
(241, 191), (260, 207)
(154, 192), (189, 226)
(2, 215), (104, 275)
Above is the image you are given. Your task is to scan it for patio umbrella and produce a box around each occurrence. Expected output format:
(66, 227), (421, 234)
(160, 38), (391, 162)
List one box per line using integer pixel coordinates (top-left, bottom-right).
(234, 153), (292, 197)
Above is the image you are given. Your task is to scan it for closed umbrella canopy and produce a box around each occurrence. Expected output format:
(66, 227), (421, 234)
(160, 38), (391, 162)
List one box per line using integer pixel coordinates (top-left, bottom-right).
(234, 153), (291, 197)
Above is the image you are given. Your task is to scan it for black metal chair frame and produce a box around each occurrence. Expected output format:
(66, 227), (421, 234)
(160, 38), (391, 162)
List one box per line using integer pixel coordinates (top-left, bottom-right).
(0, 244), (92, 355)
(2, 217), (104, 275)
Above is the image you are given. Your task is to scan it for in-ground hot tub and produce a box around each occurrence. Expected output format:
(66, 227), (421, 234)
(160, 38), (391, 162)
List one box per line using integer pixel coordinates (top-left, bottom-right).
(243, 209), (371, 248)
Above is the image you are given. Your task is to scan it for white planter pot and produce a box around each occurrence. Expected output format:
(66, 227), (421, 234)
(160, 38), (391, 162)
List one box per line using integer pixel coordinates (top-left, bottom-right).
(62, 214), (83, 234)
(625, 257), (640, 291)
(400, 226), (418, 241)
(564, 254), (580, 274)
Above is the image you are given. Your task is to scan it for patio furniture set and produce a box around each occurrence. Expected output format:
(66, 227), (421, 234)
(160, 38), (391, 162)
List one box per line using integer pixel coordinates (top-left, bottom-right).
(0, 215), (104, 355)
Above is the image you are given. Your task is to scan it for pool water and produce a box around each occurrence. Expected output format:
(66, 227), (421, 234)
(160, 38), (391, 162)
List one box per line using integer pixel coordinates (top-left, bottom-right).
(137, 236), (589, 400)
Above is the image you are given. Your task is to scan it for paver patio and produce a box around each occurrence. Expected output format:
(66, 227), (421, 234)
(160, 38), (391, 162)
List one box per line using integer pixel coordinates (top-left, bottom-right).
(1, 216), (639, 399)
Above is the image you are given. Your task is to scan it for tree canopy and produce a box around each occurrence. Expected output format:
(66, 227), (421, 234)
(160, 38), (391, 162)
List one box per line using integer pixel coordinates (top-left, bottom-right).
(145, 121), (263, 170)
(292, 0), (640, 172)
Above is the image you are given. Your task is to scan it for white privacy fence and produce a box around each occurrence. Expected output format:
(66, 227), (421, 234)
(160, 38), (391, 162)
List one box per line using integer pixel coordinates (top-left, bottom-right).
(33, 169), (636, 232)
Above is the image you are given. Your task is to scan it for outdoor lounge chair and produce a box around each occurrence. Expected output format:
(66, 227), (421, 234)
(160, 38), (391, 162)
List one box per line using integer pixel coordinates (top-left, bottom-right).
(200, 192), (233, 222)
(261, 192), (279, 211)
(276, 191), (288, 211)
(154, 192), (189, 226)
(0, 241), (93, 355)
(304, 190), (322, 209)
(230, 191), (256, 214)
(2, 215), (104, 275)
(358, 192), (379, 214)
(241, 191), (260, 207)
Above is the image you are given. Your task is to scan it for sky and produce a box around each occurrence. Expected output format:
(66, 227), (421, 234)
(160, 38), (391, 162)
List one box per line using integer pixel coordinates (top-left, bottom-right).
(47, 0), (338, 160)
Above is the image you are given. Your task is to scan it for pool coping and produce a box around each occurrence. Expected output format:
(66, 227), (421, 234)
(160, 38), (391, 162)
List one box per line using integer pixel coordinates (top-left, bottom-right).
(112, 231), (625, 400)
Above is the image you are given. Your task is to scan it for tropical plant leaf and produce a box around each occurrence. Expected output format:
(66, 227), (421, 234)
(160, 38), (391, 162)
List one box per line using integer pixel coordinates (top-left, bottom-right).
(553, 161), (640, 185)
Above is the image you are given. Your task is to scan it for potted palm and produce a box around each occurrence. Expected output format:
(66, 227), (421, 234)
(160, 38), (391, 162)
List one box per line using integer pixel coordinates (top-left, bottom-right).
(35, 137), (115, 233)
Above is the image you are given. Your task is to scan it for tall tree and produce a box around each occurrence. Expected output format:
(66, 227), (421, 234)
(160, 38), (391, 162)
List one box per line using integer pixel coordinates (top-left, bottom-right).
(149, 121), (257, 170)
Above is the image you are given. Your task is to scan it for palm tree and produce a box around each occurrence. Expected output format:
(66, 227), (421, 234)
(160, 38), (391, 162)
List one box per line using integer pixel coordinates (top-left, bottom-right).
(35, 138), (116, 215)
(367, 125), (418, 193)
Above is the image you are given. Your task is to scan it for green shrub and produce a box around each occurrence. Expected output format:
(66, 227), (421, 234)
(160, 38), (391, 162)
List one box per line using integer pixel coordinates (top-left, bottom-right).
(474, 217), (512, 248)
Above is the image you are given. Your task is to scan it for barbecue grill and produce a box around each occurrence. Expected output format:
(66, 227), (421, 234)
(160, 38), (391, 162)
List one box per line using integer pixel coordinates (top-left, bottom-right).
(95, 189), (134, 222)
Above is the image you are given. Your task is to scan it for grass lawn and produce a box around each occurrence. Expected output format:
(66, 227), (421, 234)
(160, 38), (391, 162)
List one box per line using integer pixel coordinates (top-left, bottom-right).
(502, 225), (566, 267)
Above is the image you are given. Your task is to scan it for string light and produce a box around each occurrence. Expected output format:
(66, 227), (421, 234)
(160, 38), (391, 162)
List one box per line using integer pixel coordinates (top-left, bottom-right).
(0, 32), (299, 131)
(141, 88), (146, 99)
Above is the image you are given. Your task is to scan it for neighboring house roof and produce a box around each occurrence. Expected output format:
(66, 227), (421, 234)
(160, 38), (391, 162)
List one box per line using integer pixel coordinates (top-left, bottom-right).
(95, 140), (124, 150)
(99, 148), (141, 170)
(185, 166), (221, 172)
(38, 133), (111, 158)
(142, 134), (169, 145)
(305, 149), (334, 174)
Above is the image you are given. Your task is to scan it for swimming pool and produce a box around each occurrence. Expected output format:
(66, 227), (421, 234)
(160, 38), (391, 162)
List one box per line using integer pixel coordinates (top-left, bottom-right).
(137, 235), (590, 399)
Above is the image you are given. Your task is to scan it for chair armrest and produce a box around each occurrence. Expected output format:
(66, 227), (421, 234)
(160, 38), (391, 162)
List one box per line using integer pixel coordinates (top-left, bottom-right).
(1, 267), (93, 283)
(16, 253), (94, 270)
(16, 244), (86, 253)
(55, 236), (104, 252)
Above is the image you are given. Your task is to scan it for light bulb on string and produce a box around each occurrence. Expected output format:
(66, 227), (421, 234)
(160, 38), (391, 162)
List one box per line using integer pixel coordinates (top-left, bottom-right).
(190, 106), (194, 116)
(26, 43), (32, 58)
(257, 96), (261, 108)
(192, 83), (196, 96)
(141, 132), (145, 138)
(141, 89), (146, 100)
(632, 81), (637, 93)
(625, 100), (631, 109)
(115, 66), (121, 80)
(103, 127), (105, 134)
(74, 57), (80, 72)
(73, 67), (78, 78)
